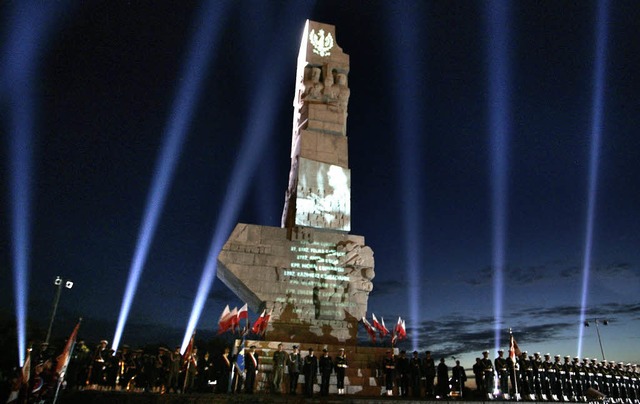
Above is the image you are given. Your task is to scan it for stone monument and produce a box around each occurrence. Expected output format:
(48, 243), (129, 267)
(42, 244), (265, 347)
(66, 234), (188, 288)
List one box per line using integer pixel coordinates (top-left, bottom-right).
(217, 20), (375, 345)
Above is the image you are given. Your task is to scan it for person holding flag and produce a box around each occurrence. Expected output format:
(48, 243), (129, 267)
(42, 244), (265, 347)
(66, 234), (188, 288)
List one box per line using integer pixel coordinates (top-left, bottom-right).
(231, 340), (245, 393)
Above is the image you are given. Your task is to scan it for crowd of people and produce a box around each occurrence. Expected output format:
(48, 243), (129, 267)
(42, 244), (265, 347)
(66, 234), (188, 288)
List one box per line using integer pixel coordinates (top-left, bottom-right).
(4, 338), (640, 403)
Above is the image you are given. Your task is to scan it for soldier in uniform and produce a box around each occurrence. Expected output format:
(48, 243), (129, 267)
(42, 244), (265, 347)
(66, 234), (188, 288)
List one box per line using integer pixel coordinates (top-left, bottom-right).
(540, 353), (553, 400)
(561, 355), (574, 400)
(409, 351), (422, 398)
(335, 348), (348, 395)
(532, 352), (543, 399)
(303, 347), (318, 398)
(89, 340), (109, 387)
(495, 349), (508, 396)
(383, 350), (396, 396)
(424, 350), (436, 398)
(319, 348), (333, 396)
(271, 343), (286, 394)
(287, 345), (302, 395)
(481, 350), (494, 398)
(166, 346), (181, 393)
(396, 350), (410, 397)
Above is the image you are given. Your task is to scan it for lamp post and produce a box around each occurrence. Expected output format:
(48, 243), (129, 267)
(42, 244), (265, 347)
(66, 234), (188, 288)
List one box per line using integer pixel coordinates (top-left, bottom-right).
(583, 318), (608, 361)
(45, 276), (73, 344)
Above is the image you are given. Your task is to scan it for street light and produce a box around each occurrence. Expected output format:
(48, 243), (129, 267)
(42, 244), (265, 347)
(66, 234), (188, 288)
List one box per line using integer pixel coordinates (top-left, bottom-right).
(45, 276), (73, 344)
(583, 318), (609, 361)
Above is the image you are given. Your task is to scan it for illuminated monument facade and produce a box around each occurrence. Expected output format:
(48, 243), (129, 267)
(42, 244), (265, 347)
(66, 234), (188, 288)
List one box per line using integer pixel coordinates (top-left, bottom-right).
(217, 20), (374, 344)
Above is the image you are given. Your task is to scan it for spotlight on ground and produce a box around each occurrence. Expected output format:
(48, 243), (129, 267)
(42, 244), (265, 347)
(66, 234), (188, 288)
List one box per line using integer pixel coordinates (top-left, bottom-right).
(485, 0), (512, 352)
(111, 0), (229, 352)
(577, 0), (609, 358)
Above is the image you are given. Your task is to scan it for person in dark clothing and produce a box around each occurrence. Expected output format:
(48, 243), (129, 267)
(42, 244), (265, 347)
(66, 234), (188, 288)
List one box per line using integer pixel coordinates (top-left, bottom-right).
(244, 346), (258, 394)
(383, 350), (396, 396)
(452, 360), (467, 396)
(437, 357), (449, 398)
(319, 349), (333, 396)
(287, 345), (303, 395)
(424, 350), (436, 397)
(409, 351), (423, 398)
(335, 348), (348, 395)
(396, 350), (410, 397)
(303, 348), (318, 398)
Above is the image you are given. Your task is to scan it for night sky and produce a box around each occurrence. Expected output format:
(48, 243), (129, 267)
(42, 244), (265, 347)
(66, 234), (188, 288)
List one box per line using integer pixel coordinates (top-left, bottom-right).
(1, 1), (639, 369)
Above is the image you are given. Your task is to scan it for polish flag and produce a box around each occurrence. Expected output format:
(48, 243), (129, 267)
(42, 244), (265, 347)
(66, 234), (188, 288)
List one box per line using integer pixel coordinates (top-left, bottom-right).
(217, 305), (235, 334)
(259, 308), (273, 335)
(372, 313), (389, 337)
(56, 319), (82, 380)
(251, 309), (266, 335)
(509, 331), (521, 362)
(361, 317), (377, 343)
(380, 316), (390, 337)
(394, 317), (407, 340)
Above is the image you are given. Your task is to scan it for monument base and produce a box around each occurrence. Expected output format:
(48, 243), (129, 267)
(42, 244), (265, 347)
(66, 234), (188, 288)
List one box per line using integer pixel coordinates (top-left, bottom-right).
(239, 339), (393, 396)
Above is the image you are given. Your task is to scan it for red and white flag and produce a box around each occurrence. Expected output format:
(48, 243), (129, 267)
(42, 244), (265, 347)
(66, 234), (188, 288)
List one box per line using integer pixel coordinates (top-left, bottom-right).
(372, 313), (389, 337)
(217, 305), (236, 334)
(237, 303), (248, 322)
(361, 317), (377, 343)
(394, 317), (407, 340)
(259, 308), (272, 335)
(509, 330), (521, 362)
(251, 309), (266, 335)
(56, 319), (82, 380)
(380, 316), (390, 337)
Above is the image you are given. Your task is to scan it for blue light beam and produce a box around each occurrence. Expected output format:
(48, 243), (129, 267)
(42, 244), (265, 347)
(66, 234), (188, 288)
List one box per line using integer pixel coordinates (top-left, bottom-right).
(111, 0), (229, 352)
(577, 0), (610, 358)
(2, 1), (63, 367)
(485, 0), (512, 352)
(180, 2), (314, 352)
(386, 3), (427, 351)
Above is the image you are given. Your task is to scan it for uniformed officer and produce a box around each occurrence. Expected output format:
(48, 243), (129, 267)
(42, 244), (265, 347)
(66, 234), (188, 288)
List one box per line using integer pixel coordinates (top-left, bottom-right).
(287, 345), (302, 395)
(409, 351), (422, 398)
(271, 343), (286, 394)
(481, 350), (494, 398)
(383, 350), (396, 396)
(423, 351), (436, 397)
(396, 350), (410, 397)
(303, 348), (318, 398)
(319, 348), (333, 396)
(335, 348), (348, 395)
(495, 349), (508, 396)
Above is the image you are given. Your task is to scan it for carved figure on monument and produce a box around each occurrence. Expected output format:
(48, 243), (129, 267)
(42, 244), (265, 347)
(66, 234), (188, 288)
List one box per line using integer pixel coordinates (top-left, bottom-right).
(335, 73), (350, 111)
(303, 67), (323, 101)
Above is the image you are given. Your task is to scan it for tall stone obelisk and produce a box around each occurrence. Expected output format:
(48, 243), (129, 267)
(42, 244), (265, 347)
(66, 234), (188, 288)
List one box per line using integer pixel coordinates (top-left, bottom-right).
(217, 20), (374, 344)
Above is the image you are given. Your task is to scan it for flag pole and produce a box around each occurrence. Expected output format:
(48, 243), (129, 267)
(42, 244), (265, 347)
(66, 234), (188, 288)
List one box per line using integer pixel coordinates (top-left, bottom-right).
(510, 328), (519, 401)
